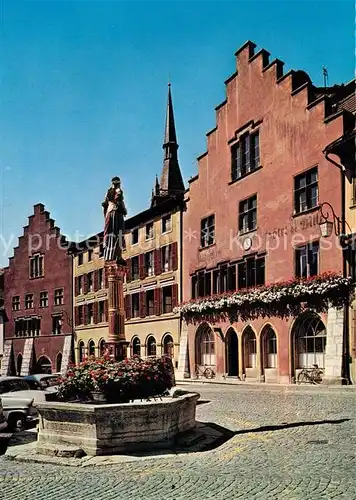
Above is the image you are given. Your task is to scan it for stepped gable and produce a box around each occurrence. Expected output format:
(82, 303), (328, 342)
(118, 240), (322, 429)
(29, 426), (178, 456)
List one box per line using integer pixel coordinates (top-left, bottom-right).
(6, 203), (71, 268)
(191, 40), (354, 181)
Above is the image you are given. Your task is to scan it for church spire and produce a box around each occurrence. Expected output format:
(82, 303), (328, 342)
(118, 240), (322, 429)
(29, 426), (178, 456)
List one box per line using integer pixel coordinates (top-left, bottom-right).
(158, 83), (184, 197)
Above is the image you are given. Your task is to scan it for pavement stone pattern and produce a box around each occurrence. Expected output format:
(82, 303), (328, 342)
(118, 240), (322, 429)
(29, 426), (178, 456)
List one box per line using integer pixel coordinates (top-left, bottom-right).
(1, 383), (356, 500)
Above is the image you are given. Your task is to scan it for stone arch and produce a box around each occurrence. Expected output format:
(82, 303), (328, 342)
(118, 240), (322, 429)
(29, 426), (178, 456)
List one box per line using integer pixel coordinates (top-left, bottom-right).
(291, 312), (326, 376)
(56, 352), (62, 373)
(162, 333), (174, 359)
(242, 326), (257, 374)
(260, 324), (278, 374)
(146, 335), (157, 357)
(36, 355), (52, 374)
(195, 322), (215, 368)
(225, 327), (239, 377)
(131, 336), (141, 357)
(88, 339), (96, 357)
(98, 338), (106, 356)
(16, 353), (23, 376)
(78, 340), (85, 362)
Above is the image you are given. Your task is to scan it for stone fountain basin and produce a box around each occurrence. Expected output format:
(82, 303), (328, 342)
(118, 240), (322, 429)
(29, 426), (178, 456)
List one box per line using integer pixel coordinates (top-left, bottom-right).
(36, 392), (200, 456)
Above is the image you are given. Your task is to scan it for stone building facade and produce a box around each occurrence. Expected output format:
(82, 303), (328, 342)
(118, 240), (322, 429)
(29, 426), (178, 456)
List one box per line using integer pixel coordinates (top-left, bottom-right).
(73, 85), (185, 369)
(181, 41), (354, 384)
(1, 204), (74, 376)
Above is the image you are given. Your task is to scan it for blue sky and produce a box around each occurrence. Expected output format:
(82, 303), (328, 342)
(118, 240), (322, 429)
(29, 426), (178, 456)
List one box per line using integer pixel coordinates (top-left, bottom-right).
(0, 0), (354, 266)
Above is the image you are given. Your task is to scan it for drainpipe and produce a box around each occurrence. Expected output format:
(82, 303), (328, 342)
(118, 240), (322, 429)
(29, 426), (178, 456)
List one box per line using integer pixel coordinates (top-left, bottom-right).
(323, 148), (351, 384)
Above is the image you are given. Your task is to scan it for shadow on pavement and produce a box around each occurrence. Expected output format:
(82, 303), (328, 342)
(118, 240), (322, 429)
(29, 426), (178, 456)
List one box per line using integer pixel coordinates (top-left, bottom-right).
(232, 418), (351, 436)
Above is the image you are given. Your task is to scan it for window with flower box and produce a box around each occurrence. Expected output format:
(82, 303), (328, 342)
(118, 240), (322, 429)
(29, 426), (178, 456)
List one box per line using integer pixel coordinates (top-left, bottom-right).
(294, 167), (318, 214)
(12, 296), (20, 311)
(295, 241), (319, 278)
(200, 215), (215, 248)
(237, 256), (265, 289)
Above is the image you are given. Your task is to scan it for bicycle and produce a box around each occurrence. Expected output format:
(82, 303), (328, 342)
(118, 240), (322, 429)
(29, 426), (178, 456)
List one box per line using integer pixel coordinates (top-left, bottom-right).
(195, 364), (215, 379)
(297, 364), (324, 385)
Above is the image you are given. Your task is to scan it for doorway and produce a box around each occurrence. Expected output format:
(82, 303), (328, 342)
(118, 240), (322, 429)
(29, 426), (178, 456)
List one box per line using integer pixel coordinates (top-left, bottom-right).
(226, 328), (239, 376)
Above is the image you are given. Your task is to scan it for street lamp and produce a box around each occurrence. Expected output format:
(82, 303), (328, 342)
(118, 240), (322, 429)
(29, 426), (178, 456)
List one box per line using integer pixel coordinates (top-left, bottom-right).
(318, 202), (343, 238)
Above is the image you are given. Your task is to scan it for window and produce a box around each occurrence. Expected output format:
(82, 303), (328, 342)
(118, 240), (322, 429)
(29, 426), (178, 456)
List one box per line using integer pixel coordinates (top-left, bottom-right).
(15, 318), (40, 337)
(239, 195), (257, 233)
(294, 167), (318, 214)
(88, 249), (93, 262)
(146, 290), (154, 316)
(162, 214), (172, 233)
(163, 335), (174, 358)
(78, 253), (84, 266)
(146, 222), (154, 240)
(162, 286), (173, 314)
(88, 340), (95, 356)
(132, 293), (140, 318)
(132, 337), (141, 356)
(78, 276), (83, 295)
(131, 256), (139, 280)
(52, 316), (62, 335)
(200, 215), (215, 248)
(87, 303), (94, 324)
(78, 305), (84, 325)
(98, 301), (105, 322)
(29, 254), (44, 278)
(231, 131), (260, 181)
(78, 341), (85, 362)
(87, 272), (94, 292)
(132, 228), (139, 245)
(98, 268), (104, 289)
(54, 288), (64, 306)
(238, 256), (265, 289)
(294, 314), (326, 368)
(40, 291), (48, 308)
(161, 245), (172, 272)
(352, 177), (356, 205)
(25, 294), (34, 309)
(243, 327), (257, 368)
(12, 296), (20, 311)
(295, 241), (319, 278)
(196, 325), (215, 367)
(147, 336), (157, 357)
(145, 251), (154, 277)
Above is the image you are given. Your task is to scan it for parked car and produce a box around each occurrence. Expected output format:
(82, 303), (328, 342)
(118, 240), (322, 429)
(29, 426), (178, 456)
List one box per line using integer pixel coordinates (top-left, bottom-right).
(0, 376), (48, 406)
(1, 396), (37, 432)
(0, 397), (11, 455)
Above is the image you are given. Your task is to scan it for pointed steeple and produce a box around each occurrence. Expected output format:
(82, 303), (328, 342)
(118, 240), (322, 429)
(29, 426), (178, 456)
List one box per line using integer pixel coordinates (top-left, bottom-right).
(158, 83), (185, 197)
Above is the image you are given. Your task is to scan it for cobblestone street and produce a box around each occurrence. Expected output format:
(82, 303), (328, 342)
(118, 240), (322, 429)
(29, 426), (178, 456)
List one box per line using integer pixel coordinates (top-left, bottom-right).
(1, 384), (355, 500)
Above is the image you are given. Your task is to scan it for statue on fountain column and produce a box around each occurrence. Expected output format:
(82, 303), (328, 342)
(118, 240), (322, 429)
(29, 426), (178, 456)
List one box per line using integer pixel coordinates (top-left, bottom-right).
(102, 176), (127, 264)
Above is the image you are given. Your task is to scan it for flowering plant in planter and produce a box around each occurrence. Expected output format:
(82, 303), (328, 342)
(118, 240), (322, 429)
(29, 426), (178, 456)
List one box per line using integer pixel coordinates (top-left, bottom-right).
(173, 272), (353, 324)
(57, 355), (175, 403)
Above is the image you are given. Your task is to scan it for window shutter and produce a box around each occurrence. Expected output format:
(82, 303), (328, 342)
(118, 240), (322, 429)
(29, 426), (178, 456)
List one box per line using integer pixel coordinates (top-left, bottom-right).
(93, 301), (98, 324)
(126, 258), (131, 283)
(139, 254), (145, 279)
(154, 249), (161, 275)
(104, 268), (109, 288)
(104, 300), (108, 322)
(83, 304), (88, 325)
(74, 306), (79, 326)
(172, 283), (178, 309)
(125, 295), (131, 320)
(83, 274), (88, 294)
(93, 271), (98, 292)
(139, 291), (146, 318)
(75, 277), (79, 296)
(154, 288), (161, 316)
(171, 242), (178, 271)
